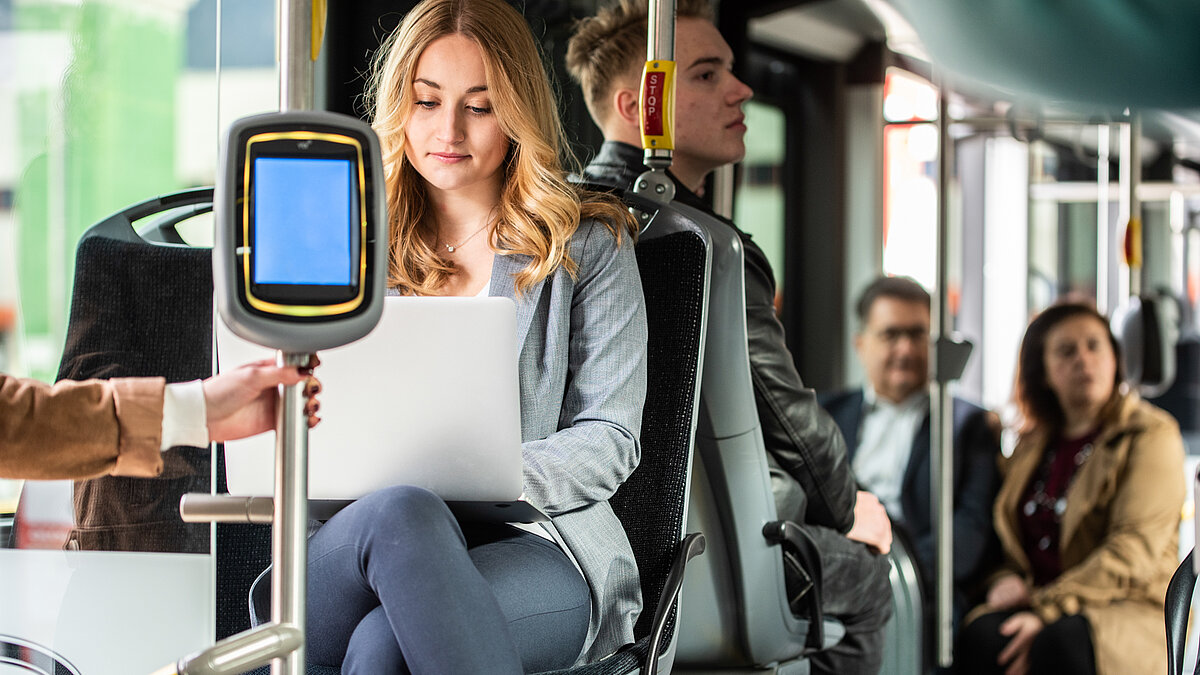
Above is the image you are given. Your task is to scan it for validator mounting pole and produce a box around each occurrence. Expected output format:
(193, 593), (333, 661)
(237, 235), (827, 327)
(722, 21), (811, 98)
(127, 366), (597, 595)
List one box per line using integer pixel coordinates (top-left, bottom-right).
(271, 4), (317, 671)
(157, 1), (393, 674)
(633, 0), (677, 205)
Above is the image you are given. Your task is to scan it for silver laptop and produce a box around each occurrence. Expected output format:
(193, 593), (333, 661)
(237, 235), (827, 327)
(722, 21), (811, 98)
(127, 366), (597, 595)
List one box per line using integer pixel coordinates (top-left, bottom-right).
(218, 296), (543, 521)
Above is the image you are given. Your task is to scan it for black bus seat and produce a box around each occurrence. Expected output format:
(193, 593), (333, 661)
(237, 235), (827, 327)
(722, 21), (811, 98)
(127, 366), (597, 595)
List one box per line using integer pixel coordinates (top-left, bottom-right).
(658, 197), (843, 673)
(53, 187), (215, 554)
(240, 189), (713, 675)
(47, 188), (279, 644)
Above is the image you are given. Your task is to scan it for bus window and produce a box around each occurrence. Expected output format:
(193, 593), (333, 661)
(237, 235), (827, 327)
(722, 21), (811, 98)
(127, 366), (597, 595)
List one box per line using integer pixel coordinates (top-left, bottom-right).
(882, 68), (938, 290)
(735, 101), (786, 305)
(2, 0), (277, 554)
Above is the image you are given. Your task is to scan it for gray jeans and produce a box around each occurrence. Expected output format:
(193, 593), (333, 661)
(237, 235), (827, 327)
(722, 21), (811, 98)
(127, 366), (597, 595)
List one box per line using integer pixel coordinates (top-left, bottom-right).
(278, 486), (591, 673)
(799, 523), (894, 675)
(774, 468), (893, 675)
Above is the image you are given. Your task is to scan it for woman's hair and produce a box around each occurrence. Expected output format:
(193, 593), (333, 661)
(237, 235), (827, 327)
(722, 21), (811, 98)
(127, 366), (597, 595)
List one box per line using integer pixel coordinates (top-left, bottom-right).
(366, 0), (635, 295)
(1015, 302), (1125, 434)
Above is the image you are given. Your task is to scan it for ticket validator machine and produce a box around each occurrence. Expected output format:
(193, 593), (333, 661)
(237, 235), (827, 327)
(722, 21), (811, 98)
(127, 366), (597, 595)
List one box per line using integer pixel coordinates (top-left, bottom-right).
(164, 111), (386, 675)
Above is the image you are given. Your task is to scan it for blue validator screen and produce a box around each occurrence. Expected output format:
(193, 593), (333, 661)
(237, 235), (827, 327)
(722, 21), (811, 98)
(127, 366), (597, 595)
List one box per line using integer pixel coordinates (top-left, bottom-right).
(253, 156), (357, 286)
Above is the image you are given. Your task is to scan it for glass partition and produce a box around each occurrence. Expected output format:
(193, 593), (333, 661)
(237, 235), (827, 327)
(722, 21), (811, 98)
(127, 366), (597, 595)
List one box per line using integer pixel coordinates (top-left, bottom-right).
(2, 0), (275, 670)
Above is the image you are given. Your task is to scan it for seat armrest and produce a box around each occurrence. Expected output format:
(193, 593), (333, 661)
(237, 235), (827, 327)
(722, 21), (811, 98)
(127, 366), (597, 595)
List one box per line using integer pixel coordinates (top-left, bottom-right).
(763, 521), (825, 652)
(1166, 548), (1195, 675)
(645, 532), (706, 674)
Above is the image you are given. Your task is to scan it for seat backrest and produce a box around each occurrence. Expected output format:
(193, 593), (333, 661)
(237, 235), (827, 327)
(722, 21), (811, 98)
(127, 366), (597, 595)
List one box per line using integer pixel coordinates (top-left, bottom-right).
(55, 189), (215, 555)
(527, 188), (710, 675)
(668, 199), (821, 667)
(611, 193), (711, 661)
(52, 188), (271, 641)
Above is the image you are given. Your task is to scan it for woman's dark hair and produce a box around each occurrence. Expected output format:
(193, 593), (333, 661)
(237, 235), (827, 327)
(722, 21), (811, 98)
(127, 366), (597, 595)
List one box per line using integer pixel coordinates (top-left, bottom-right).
(1015, 302), (1124, 434)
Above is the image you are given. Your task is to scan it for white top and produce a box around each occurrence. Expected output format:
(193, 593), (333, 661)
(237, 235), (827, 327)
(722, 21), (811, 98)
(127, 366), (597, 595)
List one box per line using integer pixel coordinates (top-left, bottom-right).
(851, 385), (928, 522)
(161, 380), (208, 450)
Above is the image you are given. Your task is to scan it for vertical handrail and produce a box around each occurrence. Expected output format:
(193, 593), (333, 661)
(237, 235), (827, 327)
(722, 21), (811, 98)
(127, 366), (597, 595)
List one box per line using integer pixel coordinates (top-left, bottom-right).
(1096, 124), (1110, 315)
(1118, 115), (1143, 299)
(1126, 114), (1143, 297)
(634, 0), (678, 205)
(931, 74), (955, 669)
(279, 0), (314, 112)
(270, 351), (311, 675)
(272, 3), (314, 672)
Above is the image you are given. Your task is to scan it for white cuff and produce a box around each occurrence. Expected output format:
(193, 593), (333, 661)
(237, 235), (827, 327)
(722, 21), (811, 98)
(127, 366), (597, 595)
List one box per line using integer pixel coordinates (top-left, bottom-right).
(161, 380), (210, 450)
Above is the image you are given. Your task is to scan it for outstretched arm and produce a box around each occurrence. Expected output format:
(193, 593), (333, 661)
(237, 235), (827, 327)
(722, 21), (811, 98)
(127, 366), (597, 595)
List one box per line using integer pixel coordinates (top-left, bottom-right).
(0, 360), (319, 481)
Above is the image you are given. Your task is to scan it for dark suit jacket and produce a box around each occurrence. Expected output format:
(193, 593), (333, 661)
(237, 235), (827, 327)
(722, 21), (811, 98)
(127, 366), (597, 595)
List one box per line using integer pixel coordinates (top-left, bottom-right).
(820, 389), (1000, 596)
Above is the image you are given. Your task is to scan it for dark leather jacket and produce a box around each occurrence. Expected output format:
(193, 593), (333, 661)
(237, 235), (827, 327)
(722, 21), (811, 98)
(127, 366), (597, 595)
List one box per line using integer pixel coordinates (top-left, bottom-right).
(581, 141), (857, 532)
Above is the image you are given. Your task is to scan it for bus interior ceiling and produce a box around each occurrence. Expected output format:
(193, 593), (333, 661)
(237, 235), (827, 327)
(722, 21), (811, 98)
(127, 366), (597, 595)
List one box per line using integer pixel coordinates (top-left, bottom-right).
(327, 0), (1200, 396)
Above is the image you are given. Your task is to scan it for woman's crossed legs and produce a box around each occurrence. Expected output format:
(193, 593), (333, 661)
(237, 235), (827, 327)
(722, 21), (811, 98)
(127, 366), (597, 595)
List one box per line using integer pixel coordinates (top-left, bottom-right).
(305, 485), (590, 674)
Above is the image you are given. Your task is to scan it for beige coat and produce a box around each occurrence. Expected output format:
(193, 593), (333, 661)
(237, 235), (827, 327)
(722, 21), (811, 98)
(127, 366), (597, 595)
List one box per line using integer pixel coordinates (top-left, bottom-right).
(986, 393), (1183, 674)
(0, 373), (165, 479)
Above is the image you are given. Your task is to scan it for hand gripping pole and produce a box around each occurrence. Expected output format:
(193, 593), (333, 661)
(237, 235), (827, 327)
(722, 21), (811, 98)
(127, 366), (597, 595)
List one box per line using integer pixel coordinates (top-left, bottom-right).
(165, 351), (312, 675)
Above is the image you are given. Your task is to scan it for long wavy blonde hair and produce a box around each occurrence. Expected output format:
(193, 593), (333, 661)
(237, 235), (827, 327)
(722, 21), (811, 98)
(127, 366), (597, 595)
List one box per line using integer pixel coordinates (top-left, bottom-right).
(366, 0), (635, 295)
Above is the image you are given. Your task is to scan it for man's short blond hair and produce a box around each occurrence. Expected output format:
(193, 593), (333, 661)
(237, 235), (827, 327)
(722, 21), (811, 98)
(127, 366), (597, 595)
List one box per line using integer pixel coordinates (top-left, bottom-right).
(566, 0), (715, 127)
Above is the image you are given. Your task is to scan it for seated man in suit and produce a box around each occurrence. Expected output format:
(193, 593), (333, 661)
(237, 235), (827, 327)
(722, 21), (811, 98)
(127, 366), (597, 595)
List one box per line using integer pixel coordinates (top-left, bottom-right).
(820, 275), (1000, 612)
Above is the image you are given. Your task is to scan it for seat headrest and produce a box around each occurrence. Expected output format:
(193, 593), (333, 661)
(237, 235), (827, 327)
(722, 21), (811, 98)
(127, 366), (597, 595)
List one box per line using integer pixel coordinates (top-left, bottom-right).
(1113, 293), (1180, 397)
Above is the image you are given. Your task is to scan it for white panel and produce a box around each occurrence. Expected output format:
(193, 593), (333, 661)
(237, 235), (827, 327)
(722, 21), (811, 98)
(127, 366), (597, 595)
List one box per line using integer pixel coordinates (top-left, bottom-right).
(981, 137), (1028, 415)
(0, 550), (213, 674)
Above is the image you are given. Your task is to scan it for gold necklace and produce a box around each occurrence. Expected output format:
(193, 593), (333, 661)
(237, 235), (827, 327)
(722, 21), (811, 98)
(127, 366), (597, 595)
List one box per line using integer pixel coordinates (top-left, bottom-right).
(441, 222), (490, 253)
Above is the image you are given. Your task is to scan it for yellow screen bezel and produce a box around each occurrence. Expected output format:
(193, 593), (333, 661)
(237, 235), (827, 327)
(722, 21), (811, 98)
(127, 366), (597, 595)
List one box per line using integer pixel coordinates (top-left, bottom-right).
(241, 130), (369, 317)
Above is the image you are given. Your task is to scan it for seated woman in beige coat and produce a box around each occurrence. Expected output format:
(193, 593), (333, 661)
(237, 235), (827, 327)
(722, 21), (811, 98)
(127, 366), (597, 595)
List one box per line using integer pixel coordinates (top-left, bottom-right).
(955, 302), (1184, 675)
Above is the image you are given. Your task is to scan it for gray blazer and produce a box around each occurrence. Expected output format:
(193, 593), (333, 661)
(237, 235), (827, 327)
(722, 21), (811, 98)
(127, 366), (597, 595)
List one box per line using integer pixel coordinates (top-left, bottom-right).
(490, 218), (648, 664)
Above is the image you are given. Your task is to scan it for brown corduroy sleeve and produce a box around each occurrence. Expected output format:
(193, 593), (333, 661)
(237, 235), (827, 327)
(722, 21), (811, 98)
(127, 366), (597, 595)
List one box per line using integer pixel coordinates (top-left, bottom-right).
(0, 374), (165, 480)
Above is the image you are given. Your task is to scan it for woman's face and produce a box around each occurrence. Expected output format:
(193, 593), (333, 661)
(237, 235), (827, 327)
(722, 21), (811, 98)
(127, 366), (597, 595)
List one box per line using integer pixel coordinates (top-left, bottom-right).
(404, 34), (509, 198)
(1043, 314), (1117, 416)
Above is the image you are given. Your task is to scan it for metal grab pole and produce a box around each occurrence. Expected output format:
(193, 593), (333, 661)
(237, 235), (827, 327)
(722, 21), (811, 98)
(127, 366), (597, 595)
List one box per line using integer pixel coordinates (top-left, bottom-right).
(272, 351), (311, 675)
(279, 0), (314, 112)
(272, 0), (315, 669)
(271, 4), (315, 670)
(1121, 114), (1143, 297)
(634, 0), (677, 205)
(1096, 125), (1111, 315)
(932, 76), (955, 669)
(158, 4), (320, 674)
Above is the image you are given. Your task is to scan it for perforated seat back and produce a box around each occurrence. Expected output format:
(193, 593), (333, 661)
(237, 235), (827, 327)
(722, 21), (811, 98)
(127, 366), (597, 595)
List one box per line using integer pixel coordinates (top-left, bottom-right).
(620, 226), (708, 643)
(533, 190), (710, 675)
(55, 190), (215, 554)
(49, 189), (274, 642)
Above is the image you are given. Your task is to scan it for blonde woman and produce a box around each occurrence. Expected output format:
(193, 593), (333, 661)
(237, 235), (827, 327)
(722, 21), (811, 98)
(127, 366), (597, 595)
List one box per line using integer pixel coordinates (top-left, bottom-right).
(290, 0), (646, 672)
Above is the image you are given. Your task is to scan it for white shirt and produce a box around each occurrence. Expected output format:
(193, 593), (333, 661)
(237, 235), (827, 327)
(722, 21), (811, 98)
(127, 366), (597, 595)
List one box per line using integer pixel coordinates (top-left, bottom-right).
(160, 380), (208, 450)
(851, 386), (928, 522)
